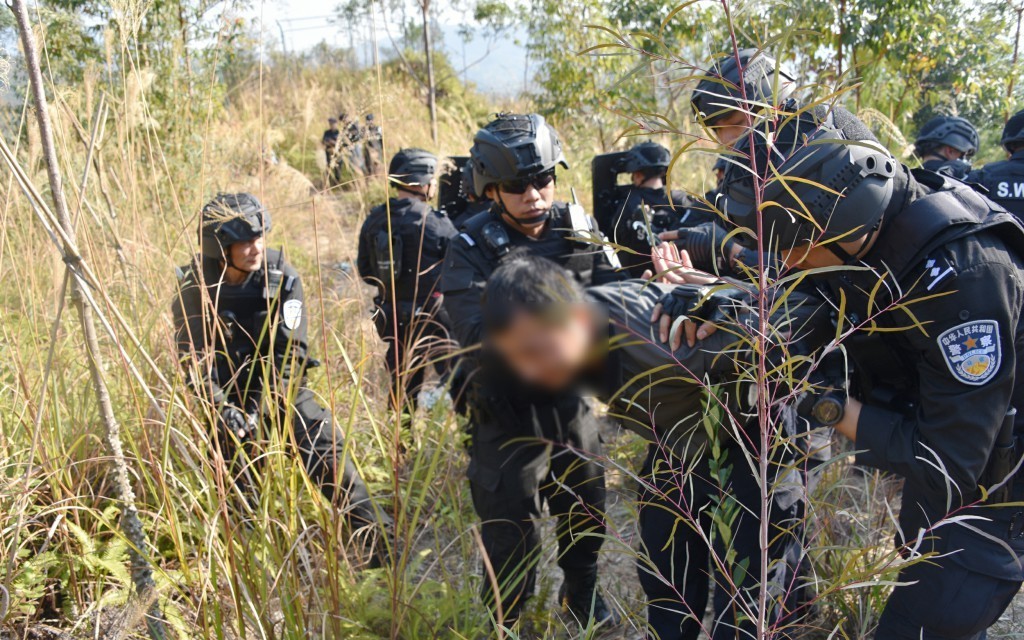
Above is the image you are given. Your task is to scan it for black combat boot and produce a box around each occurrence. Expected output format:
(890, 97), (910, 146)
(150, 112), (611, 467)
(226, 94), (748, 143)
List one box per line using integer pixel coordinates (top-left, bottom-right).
(558, 570), (621, 627)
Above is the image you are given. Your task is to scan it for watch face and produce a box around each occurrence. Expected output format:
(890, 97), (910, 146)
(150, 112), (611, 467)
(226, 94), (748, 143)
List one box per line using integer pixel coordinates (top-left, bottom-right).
(811, 398), (843, 426)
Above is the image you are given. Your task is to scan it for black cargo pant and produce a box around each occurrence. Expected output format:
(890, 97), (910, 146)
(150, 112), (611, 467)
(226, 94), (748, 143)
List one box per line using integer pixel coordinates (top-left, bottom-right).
(637, 443), (803, 640)
(875, 501), (1024, 640)
(219, 386), (378, 527)
(468, 394), (607, 621)
(374, 298), (452, 413)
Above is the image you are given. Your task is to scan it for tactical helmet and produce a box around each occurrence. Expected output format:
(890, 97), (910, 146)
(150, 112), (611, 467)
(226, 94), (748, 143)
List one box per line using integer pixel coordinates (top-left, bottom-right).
(914, 116), (980, 157)
(619, 141), (672, 174)
(1002, 108), (1024, 153)
(200, 192), (270, 260)
(721, 122), (897, 250)
(691, 48), (795, 126)
(470, 113), (569, 197)
(389, 148), (438, 187)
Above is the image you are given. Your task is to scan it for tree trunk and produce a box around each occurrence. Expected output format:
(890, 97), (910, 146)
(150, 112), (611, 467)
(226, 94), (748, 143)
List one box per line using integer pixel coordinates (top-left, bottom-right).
(421, 0), (438, 143)
(8, 2), (166, 638)
(837, 0), (846, 80)
(1009, 2), (1023, 117)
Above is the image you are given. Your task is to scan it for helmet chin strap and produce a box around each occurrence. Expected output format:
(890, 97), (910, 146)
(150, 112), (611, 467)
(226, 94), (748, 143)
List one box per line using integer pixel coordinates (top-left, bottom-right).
(824, 218), (883, 266)
(495, 191), (551, 228)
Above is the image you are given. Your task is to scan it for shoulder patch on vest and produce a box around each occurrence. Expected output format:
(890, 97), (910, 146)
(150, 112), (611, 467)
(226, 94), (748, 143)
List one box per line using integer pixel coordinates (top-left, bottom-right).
(282, 299), (303, 330)
(937, 320), (1001, 386)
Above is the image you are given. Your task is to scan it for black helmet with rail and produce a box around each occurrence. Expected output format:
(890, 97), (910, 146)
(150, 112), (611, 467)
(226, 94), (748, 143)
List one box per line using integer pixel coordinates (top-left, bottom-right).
(721, 121), (897, 251)
(469, 113), (568, 197)
(914, 116), (980, 158)
(618, 141), (672, 175)
(690, 48), (796, 126)
(1002, 108), (1024, 153)
(388, 148), (438, 187)
(200, 192), (271, 261)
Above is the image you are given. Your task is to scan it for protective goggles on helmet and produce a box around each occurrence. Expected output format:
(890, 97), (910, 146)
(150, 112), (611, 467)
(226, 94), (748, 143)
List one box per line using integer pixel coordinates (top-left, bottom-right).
(497, 171), (556, 195)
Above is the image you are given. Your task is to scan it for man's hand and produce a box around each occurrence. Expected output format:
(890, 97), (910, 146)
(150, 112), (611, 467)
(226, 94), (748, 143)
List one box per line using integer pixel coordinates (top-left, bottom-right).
(650, 284), (723, 350)
(644, 241), (718, 286)
(660, 224), (744, 272)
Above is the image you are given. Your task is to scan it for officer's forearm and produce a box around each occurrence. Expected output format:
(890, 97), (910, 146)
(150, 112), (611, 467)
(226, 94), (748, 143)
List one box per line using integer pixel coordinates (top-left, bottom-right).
(835, 396), (862, 443)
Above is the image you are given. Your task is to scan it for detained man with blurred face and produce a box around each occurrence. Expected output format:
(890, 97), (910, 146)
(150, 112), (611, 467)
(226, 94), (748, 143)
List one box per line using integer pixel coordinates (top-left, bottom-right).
(482, 255), (820, 640)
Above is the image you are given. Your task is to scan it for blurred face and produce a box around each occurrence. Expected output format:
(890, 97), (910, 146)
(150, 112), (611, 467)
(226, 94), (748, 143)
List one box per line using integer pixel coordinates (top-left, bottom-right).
(227, 236), (265, 273)
(490, 306), (593, 391)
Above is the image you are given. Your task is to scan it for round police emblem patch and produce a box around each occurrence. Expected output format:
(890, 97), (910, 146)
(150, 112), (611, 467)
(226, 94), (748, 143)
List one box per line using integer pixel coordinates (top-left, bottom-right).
(282, 299), (303, 330)
(937, 320), (1001, 386)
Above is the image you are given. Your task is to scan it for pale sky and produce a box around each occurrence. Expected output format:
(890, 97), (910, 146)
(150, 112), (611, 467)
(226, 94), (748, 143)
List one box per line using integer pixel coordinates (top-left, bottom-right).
(245, 0), (531, 94)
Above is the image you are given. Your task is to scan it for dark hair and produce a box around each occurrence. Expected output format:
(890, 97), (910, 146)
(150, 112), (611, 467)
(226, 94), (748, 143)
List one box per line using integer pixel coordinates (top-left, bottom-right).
(481, 254), (585, 335)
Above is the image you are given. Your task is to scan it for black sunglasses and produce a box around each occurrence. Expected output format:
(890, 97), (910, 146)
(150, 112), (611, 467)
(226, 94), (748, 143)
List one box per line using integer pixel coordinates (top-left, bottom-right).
(498, 171), (556, 194)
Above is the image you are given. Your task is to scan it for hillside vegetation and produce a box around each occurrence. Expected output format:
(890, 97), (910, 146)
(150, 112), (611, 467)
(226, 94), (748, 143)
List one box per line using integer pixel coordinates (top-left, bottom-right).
(1, 1), (1022, 638)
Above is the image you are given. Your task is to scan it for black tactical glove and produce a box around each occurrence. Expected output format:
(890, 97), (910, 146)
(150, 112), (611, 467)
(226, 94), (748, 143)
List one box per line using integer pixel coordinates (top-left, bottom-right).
(220, 405), (257, 441)
(656, 284), (745, 325)
(671, 223), (735, 271)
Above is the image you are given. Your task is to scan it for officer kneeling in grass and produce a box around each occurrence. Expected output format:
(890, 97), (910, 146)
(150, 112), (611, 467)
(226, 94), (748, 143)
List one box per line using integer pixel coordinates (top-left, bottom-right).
(710, 119), (1024, 639)
(174, 193), (388, 563)
(480, 254), (831, 640)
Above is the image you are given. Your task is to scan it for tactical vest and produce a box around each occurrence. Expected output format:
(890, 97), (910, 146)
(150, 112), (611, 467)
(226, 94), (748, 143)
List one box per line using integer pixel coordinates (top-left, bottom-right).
(180, 251), (296, 364)
(458, 203), (599, 284)
(364, 200), (437, 302)
(826, 173), (1024, 406)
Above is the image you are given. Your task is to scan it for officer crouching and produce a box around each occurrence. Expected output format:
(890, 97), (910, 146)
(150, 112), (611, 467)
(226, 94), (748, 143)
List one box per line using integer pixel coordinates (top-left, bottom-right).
(716, 118), (1024, 639)
(173, 193), (388, 563)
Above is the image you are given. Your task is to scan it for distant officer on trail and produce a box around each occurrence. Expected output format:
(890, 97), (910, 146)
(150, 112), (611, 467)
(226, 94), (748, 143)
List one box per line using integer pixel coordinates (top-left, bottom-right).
(969, 108), (1024, 219)
(914, 115), (979, 180)
(173, 193), (388, 562)
(357, 149), (456, 417)
(322, 117), (342, 186)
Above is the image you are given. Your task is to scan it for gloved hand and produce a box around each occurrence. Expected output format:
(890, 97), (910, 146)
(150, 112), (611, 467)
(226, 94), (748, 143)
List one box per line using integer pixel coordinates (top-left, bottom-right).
(669, 223), (736, 271)
(655, 284), (743, 325)
(220, 405), (256, 441)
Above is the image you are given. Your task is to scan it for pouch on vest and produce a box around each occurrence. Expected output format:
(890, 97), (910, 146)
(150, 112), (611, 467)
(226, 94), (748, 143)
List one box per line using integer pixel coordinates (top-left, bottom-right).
(372, 226), (403, 283)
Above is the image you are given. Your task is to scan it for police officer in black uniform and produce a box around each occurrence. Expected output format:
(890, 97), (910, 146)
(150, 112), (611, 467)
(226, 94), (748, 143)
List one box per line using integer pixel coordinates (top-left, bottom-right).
(440, 113), (623, 630)
(690, 48), (877, 148)
(173, 193), (386, 557)
(663, 48), (877, 280)
(717, 121), (1024, 639)
(357, 149), (456, 415)
(914, 115), (979, 180)
(322, 117), (342, 186)
(605, 141), (710, 278)
(968, 108), (1024, 219)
